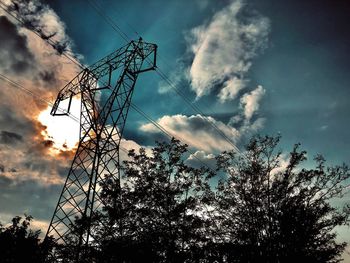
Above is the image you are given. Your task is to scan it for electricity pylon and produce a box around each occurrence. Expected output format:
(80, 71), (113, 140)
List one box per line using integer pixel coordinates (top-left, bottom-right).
(45, 39), (157, 261)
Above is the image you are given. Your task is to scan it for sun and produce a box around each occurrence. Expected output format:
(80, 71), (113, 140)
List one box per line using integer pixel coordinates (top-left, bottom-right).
(38, 98), (80, 153)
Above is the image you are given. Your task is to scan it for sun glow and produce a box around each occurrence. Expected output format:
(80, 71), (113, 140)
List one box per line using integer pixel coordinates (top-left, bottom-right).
(38, 98), (80, 153)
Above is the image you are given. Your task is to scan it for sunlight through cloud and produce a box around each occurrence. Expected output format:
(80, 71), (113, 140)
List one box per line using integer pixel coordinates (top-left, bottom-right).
(38, 98), (80, 153)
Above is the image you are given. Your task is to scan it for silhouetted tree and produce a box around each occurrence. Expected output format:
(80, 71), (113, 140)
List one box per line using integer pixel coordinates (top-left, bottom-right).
(0, 215), (56, 263)
(214, 135), (350, 262)
(65, 136), (349, 263)
(94, 138), (215, 262)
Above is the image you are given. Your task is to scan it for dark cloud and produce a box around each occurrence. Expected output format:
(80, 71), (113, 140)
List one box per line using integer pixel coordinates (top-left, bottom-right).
(0, 15), (35, 74)
(0, 130), (23, 145)
(56, 165), (70, 178)
(42, 139), (54, 148)
(38, 70), (58, 85)
(0, 176), (62, 222)
(123, 127), (169, 147)
(9, 0), (46, 31)
(8, 0), (70, 55)
(0, 0), (80, 232)
(0, 106), (37, 138)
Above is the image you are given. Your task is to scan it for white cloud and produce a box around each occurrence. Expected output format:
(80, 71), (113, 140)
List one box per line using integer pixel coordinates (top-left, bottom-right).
(218, 77), (246, 103)
(270, 153), (290, 176)
(153, 1), (270, 151)
(120, 137), (152, 159)
(186, 150), (216, 169)
(140, 114), (240, 152)
(186, 0), (269, 102)
(240, 85), (265, 120)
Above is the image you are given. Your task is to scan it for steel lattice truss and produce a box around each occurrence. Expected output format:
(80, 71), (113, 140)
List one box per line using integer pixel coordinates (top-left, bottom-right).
(45, 39), (157, 259)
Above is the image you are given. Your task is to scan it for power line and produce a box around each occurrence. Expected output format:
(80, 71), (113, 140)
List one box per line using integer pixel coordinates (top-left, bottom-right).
(0, 72), (211, 169)
(0, 1), (84, 70)
(1, 69), (226, 247)
(1, 3), (224, 240)
(0, 0), (238, 164)
(0, 73), (80, 123)
(2, 0), (241, 156)
(0, 72), (133, 155)
(86, 0), (130, 43)
(95, 0), (232, 142)
(110, 5), (140, 39)
(85, 0), (242, 155)
(155, 68), (241, 153)
(131, 104), (214, 168)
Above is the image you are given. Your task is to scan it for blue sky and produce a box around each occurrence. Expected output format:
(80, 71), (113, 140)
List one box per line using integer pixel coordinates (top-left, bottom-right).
(45, 0), (350, 164)
(0, 0), (350, 259)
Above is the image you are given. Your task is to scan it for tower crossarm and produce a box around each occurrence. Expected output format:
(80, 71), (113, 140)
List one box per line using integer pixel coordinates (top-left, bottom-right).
(50, 39), (156, 117)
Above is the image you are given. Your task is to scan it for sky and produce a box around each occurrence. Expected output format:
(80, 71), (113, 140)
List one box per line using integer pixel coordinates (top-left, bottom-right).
(0, 0), (350, 260)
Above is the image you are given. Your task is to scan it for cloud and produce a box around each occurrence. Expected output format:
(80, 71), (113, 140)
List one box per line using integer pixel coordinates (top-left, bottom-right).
(0, 176), (62, 229)
(185, 150), (216, 169)
(119, 137), (153, 161)
(240, 85), (265, 120)
(270, 153), (290, 176)
(0, 130), (23, 145)
(186, 0), (269, 102)
(218, 77), (246, 103)
(0, 0), (81, 93)
(0, 105), (37, 141)
(7, 0), (72, 55)
(0, 0), (81, 188)
(151, 1), (270, 155)
(140, 114), (240, 152)
(0, 15), (35, 74)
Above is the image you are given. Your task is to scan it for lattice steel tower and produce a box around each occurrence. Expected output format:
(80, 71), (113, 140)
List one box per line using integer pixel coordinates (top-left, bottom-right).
(45, 39), (157, 260)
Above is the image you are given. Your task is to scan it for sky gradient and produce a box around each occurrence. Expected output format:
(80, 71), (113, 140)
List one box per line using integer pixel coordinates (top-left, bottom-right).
(0, 0), (349, 260)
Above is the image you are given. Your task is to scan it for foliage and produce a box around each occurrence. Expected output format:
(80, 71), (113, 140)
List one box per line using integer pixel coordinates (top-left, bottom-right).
(94, 138), (215, 262)
(214, 135), (350, 262)
(87, 136), (350, 262)
(3, 136), (349, 263)
(0, 215), (55, 263)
